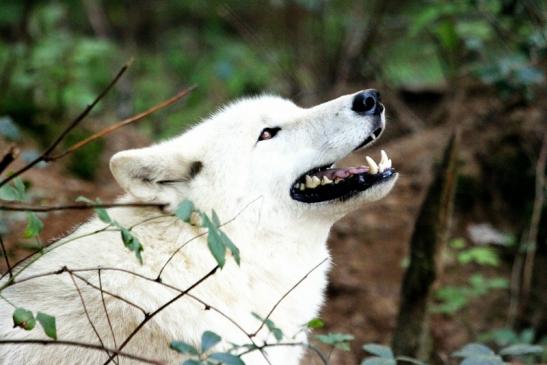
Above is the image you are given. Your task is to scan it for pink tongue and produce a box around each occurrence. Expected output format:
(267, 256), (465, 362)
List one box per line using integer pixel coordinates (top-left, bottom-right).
(314, 166), (368, 179)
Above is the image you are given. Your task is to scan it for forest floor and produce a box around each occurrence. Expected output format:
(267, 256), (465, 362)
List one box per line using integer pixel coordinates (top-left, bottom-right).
(1, 87), (544, 365)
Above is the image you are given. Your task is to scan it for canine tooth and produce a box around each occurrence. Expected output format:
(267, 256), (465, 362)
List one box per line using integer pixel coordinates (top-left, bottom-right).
(366, 156), (379, 174)
(321, 176), (333, 185)
(387, 159), (392, 168)
(380, 150), (388, 165)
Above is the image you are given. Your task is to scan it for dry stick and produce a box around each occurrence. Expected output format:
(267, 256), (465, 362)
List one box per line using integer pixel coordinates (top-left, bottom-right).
(238, 342), (328, 365)
(0, 234), (12, 278)
(522, 131), (547, 300)
(71, 271), (148, 315)
(0, 145), (19, 176)
(0, 202), (167, 212)
(0, 340), (164, 365)
(47, 85), (196, 161)
(98, 269), (119, 360)
(68, 271), (112, 361)
(0, 60), (131, 189)
(250, 257), (329, 338)
(103, 265), (219, 365)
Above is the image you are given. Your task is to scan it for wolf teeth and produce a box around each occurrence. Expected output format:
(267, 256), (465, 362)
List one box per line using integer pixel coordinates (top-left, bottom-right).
(366, 156), (379, 174)
(305, 175), (321, 188)
(379, 150), (389, 173)
(321, 176), (333, 185)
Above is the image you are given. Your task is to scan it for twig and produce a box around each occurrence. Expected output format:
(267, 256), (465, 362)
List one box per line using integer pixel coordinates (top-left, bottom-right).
(0, 339), (165, 365)
(99, 269), (119, 353)
(0, 202), (167, 212)
(71, 271), (148, 315)
(522, 131), (547, 300)
(68, 271), (113, 361)
(0, 234), (12, 278)
(238, 342), (329, 365)
(0, 145), (19, 176)
(47, 85), (196, 161)
(0, 60), (132, 189)
(103, 265), (219, 365)
(250, 257), (329, 338)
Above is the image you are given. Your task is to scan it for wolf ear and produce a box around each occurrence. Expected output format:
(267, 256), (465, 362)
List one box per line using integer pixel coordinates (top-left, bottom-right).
(110, 146), (202, 201)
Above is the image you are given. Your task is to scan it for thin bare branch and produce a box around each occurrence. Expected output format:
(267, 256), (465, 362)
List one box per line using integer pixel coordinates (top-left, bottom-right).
(103, 265), (219, 365)
(0, 145), (19, 176)
(72, 271), (148, 315)
(99, 269), (119, 353)
(250, 257), (329, 338)
(0, 339), (165, 365)
(68, 271), (112, 360)
(0, 202), (166, 212)
(47, 85), (196, 161)
(0, 234), (12, 278)
(0, 60), (132, 189)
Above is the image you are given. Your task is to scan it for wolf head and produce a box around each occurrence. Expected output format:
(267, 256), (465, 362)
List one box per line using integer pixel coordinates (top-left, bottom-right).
(110, 90), (397, 225)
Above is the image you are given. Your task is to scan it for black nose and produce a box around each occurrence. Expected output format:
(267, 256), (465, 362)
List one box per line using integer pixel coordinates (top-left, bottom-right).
(351, 89), (383, 116)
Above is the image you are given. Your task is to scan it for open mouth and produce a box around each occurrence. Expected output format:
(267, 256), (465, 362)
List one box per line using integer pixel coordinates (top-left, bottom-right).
(290, 128), (396, 203)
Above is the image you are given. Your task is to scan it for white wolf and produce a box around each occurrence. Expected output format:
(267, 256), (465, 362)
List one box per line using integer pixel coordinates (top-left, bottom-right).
(0, 90), (397, 364)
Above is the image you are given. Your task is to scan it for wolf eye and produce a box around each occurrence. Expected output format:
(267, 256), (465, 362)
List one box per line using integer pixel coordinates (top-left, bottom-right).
(258, 127), (281, 141)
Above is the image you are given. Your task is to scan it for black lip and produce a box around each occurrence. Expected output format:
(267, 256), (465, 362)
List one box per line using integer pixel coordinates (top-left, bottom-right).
(353, 127), (383, 152)
(290, 168), (396, 203)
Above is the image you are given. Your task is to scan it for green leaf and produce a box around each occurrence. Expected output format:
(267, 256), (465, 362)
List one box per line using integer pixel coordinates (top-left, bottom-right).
(211, 210), (221, 227)
(499, 344), (544, 356)
(315, 332), (354, 351)
(307, 318), (325, 329)
(24, 213), (43, 238)
(361, 357), (396, 365)
(76, 196), (111, 223)
(453, 343), (495, 358)
(183, 360), (202, 365)
(0, 178), (26, 201)
(120, 228), (144, 264)
(203, 215), (226, 268)
(362, 343), (394, 358)
(220, 231), (240, 265)
(175, 200), (194, 223)
(36, 312), (57, 340)
(209, 352), (245, 365)
(251, 313), (284, 342)
(460, 357), (503, 365)
(12, 307), (36, 330)
(458, 247), (499, 266)
(170, 341), (199, 355)
(396, 356), (426, 365)
(201, 331), (221, 353)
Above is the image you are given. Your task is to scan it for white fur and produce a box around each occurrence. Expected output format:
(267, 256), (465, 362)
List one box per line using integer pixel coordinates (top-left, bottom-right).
(0, 92), (397, 364)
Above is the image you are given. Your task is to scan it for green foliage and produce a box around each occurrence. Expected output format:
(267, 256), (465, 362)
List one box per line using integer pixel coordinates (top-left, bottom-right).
(12, 307), (36, 330)
(170, 330), (246, 365)
(433, 274), (508, 314)
(361, 343), (425, 365)
(12, 308), (56, 340)
(175, 200), (195, 223)
(0, 178), (27, 201)
(36, 311), (57, 340)
(23, 213), (44, 239)
(315, 332), (354, 351)
(452, 342), (545, 365)
(306, 318), (325, 329)
(76, 196), (143, 263)
(252, 312), (284, 342)
(457, 247), (499, 266)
